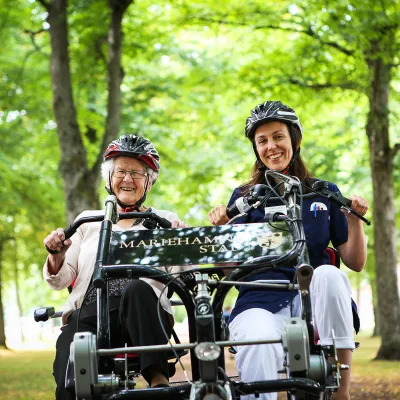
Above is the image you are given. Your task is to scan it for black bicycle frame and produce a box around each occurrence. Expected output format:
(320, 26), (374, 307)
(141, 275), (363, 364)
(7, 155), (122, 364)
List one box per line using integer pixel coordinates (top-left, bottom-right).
(73, 183), (323, 398)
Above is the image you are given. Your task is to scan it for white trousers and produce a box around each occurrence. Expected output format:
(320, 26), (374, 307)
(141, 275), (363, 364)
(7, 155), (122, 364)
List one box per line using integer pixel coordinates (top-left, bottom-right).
(229, 265), (355, 400)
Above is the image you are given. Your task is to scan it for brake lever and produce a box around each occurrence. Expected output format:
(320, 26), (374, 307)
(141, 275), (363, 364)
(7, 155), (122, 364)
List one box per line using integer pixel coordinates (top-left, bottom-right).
(324, 192), (371, 226)
(339, 205), (371, 225)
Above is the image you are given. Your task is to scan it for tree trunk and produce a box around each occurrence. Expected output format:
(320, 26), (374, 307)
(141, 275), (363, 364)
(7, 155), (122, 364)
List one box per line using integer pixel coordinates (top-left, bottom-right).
(45, 0), (132, 223)
(92, 0), (134, 180)
(47, 0), (99, 223)
(366, 46), (400, 359)
(372, 302), (380, 337)
(12, 240), (24, 343)
(0, 241), (8, 349)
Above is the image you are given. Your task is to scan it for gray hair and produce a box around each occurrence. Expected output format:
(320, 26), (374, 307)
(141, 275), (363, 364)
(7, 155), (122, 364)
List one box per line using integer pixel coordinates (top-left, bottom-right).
(101, 158), (158, 185)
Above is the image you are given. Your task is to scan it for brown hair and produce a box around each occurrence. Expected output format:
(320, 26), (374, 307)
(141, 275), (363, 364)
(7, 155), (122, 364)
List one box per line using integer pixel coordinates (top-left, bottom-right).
(239, 125), (314, 195)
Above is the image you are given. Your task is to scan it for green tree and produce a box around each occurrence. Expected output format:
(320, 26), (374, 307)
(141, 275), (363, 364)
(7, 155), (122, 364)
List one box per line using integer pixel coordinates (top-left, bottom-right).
(182, 0), (400, 359)
(35, 0), (133, 223)
(1, 0), (398, 358)
(0, 132), (64, 347)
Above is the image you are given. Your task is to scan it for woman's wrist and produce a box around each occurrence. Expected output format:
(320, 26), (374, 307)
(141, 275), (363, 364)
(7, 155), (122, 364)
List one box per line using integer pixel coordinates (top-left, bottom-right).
(346, 213), (364, 228)
(47, 254), (65, 275)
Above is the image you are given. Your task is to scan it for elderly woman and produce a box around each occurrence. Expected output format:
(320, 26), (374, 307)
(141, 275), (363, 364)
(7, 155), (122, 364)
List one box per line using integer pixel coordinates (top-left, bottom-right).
(44, 134), (187, 399)
(208, 101), (369, 400)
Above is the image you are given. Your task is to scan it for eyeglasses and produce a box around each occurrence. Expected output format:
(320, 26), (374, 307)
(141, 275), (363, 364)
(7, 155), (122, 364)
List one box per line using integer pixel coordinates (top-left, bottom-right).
(113, 169), (148, 180)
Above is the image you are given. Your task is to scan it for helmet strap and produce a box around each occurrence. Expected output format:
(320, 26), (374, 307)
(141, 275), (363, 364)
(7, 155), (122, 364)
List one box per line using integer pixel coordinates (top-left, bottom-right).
(132, 175), (150, 210)
(282, 147), (300, 174)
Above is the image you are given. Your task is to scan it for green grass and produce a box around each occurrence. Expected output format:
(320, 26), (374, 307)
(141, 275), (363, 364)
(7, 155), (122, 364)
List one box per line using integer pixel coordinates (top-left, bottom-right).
(352, 335), (400, 380)
(0, 335), (399, 400)
(0, 348), (55, 400)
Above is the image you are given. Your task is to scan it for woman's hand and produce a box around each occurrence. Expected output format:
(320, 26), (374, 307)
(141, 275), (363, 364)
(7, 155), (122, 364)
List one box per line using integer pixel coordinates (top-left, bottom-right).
(347, 195), (369, 219)
(208, 205), (229, 226)
(337, 194), (369, 272)
(44, 228), (72, 255)
(44, 228), (73, 275)
(171, 220), (189, 228)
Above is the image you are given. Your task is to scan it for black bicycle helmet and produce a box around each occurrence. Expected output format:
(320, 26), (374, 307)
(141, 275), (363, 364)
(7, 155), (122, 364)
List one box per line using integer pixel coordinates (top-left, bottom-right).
(104, 134), (160, 175)
(103, 134), (160, 211)
(245, 100), (302, 140)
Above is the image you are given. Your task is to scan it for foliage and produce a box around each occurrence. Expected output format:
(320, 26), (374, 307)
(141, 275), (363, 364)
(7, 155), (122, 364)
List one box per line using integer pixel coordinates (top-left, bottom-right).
(0, 0), (399, 338)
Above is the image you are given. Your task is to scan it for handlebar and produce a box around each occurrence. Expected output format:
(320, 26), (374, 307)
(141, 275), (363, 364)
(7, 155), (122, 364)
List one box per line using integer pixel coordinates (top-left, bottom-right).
(311, 180), (352, 208)
(42, 179), (343, 398)
(227, 178), (371, 225)
(45, 212), (172, 254)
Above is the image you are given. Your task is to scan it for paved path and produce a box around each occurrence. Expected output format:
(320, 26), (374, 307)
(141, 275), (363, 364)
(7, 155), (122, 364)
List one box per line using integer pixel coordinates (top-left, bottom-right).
(169, 350), (400, 400)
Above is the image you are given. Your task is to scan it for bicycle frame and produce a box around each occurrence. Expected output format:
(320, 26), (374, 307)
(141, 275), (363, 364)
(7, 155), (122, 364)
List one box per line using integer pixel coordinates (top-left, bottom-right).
(68, 184), (342, 399)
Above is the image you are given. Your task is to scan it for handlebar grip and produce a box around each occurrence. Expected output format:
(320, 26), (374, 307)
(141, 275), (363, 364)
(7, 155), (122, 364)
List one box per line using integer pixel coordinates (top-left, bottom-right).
(156, 216), (172, 228)
(344, 197), (352, 208)
(45, 225), (77, 254)
(226, 197), (251, 219)
(64, 225), (77, 240)
(226, 204), (238, 219)
(45, 245), (58, 255)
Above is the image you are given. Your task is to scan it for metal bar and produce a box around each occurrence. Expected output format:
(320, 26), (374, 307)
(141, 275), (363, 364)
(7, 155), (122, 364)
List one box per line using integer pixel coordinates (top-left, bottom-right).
(216, 280), (298, 290)
(98, 337), (282, 356)
(101, 378), (322, 399)
(102, 384), (190, 399)
(233, 378), (322, 395)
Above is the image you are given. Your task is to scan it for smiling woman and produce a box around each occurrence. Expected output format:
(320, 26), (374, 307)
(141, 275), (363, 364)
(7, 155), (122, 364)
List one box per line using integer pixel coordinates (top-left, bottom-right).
(42, 134), (189, 399)
(101, 135), (160, 215)
(254, 122), (293, 172)
(106, 156), (152, 217)
(208, 100), (369, 400)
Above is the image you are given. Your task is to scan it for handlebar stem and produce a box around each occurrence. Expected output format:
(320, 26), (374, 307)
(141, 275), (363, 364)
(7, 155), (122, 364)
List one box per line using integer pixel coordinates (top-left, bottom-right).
(194, 274), (219, 383)
(195, 273), (212, 301)
(287, 187), (301, 219)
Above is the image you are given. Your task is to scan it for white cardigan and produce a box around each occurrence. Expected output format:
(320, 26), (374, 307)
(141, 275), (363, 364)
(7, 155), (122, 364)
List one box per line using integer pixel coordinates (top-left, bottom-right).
(43, 208), (187, 325)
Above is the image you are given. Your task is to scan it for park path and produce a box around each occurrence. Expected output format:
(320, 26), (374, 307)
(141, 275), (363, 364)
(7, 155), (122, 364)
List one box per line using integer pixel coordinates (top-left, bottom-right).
(168, 349), (400, 400)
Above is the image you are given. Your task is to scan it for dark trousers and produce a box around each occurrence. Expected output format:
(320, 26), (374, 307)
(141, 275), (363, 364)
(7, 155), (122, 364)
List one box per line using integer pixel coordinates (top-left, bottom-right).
(53, 279), (173, 400)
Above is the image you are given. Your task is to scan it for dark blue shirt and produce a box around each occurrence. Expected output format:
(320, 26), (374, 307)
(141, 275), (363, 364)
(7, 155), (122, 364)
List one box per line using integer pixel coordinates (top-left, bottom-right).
(228, 181), (360, 331)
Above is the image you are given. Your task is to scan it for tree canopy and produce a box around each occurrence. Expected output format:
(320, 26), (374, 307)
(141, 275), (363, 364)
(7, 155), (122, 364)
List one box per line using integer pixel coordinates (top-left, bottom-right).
(1, 0), (399, 357)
